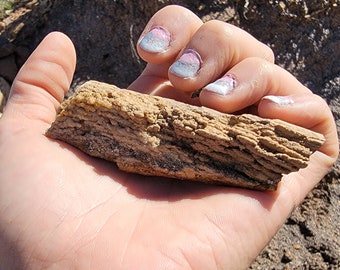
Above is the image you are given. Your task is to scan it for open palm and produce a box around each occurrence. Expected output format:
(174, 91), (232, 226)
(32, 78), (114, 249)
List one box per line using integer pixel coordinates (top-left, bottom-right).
(0, 18), (338, 270)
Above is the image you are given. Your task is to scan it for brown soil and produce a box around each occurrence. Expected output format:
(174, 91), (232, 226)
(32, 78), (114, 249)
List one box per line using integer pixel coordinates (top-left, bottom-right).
(0, 0), (339, 269)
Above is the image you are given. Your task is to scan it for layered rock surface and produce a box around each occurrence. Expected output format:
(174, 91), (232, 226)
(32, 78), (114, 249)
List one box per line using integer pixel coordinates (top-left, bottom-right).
(46, 80), (324, 190)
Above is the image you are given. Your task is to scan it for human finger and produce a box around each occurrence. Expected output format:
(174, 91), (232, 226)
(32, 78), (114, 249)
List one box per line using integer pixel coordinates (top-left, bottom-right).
(133, 6), (274, 96)
(4, 31), (76, 126)
(259, 94), (339, 159)
(167, 20), (274, 92)
(199, 57), (308, 113)
(137, 5), (202, 65)
(129, 5), (202, 96)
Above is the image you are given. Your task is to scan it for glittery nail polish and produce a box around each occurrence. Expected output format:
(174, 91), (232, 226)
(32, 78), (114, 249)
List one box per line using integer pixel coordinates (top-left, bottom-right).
(203, 74), (236, 95)
(139, 26), (171, 53)
(262, 95), (294, 106)
(170, 49), (202, 78)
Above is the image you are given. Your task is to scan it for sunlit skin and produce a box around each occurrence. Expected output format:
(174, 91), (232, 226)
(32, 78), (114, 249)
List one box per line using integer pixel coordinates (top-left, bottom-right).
(0, 5), (338, 270)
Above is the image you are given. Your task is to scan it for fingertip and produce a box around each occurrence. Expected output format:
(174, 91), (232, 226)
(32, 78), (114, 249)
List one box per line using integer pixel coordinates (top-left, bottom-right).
(198, 74), (240, 113)
(47, 31), (77, 84)
(139, 26), (171, 53)
(258, 95), (312, 126)
(137, 26), (172, 64)
(5, 31), (76, 124)
(137, 5), (202, 65)
(14, 31), (76, 100)
(168, 48), (205, 92)
(259, 94), (339, 159)
(38, 31), (77, 92)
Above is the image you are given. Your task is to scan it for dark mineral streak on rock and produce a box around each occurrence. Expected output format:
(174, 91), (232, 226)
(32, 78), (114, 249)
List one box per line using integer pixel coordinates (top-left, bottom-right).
(46, 80), (325, 190)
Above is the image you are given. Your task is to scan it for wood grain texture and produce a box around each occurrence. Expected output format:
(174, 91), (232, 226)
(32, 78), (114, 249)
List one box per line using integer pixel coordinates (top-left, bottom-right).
(46, 80), (325, 190)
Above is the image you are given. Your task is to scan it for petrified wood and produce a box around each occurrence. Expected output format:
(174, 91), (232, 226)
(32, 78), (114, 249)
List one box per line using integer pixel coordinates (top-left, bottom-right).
(46, 80), (325, 190)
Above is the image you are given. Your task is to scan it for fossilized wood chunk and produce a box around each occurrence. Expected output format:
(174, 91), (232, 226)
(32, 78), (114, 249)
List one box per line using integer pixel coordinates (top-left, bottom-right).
(46, 80), (325, 190)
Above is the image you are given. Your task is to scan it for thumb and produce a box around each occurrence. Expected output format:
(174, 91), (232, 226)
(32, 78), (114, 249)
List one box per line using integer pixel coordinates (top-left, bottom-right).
(4, 32), (76, 126)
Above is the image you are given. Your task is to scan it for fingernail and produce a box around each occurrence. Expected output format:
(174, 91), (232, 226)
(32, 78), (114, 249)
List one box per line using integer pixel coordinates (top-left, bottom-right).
(262, 95), (294, 106)
(139, 26), (171, 53)
(203, 74), (236, 95)
(170, 49), (202, 79)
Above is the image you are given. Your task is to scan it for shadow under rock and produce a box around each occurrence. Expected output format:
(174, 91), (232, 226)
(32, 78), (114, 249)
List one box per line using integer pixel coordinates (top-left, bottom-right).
(52, 138), (279, 211)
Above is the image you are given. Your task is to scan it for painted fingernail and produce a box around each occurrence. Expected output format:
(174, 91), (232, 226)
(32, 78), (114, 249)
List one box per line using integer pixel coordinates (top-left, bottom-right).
(139, 26), (171, 53)
(203, 74), (236, 95)
(170, 49), (202, 79)
(262, 95), (294, 105)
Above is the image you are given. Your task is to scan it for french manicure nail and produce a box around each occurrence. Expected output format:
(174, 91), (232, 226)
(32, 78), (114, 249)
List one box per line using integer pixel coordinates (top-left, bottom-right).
(203, 74), (236, 95)
(170, 49), (202, 78)
(262, 95), (294, 106)
(139, 26), (171, 53)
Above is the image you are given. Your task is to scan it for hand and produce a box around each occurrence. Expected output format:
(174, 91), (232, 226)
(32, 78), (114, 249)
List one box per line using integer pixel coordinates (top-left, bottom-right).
(0, 5), (338, 270)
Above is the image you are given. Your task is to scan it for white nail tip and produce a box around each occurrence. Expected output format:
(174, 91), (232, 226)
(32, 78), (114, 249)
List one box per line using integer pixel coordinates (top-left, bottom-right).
(262, 95), (294, 106)
(203, 75), (236, 96)
(204, 82), (232, 95)
(139, 26), (171, 53)
(170, 49), (202, 78)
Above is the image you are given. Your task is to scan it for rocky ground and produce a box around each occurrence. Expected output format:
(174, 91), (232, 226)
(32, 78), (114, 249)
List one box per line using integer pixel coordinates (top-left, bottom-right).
(0, 0), (339, 269)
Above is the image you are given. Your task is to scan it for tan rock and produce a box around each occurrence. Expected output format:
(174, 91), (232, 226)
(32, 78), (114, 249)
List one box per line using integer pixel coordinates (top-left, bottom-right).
(46, 81), (325, 190)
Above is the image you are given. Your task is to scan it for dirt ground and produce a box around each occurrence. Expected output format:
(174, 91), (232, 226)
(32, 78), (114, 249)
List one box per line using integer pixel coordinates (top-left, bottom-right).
(0, 0), (339, 269)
